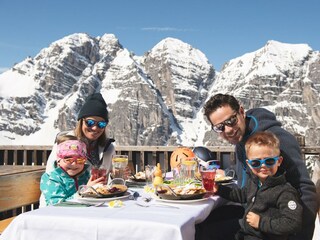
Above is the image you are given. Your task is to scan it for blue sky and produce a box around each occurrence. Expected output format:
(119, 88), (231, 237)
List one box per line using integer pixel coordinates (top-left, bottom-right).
(0, 0), (319, 73)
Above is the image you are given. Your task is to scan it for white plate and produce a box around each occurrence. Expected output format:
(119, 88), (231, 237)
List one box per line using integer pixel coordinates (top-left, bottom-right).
(155, 195), (210, 203)
(76, 192), (130, 204)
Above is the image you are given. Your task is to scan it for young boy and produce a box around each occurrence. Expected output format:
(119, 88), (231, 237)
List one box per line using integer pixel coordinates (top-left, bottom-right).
(215, 131), (303, 240)
(40, 139), (103, 206)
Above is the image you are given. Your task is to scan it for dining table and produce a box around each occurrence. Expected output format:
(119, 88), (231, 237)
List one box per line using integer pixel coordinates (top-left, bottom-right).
(0, 183), (228, 240)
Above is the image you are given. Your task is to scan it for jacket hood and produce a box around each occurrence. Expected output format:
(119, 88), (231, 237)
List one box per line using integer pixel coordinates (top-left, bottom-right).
(245, 108), (282, 138)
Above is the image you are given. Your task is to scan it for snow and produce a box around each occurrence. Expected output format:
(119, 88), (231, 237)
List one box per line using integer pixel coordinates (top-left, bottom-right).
(0, 34), (318, 147)
(0, 70), (37, 97)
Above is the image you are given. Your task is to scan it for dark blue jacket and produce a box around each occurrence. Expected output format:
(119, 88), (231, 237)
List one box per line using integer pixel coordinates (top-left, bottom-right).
(218, 169), (303, 240)
(234, 108), (318, 227)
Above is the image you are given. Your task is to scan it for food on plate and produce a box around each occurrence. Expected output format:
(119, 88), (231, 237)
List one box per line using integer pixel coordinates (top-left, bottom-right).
(157, 183), (206, 196)
(79, 183), (127, 197)
(153, 163), (163, 187)
(215, 175), (233, 183)
(130, 171), (146, 181)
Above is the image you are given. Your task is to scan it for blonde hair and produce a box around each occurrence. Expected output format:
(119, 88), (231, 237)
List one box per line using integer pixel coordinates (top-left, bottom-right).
(245, 131), (280, 156)
(74, 119), (107, 146)
(56, 135), (78, 145)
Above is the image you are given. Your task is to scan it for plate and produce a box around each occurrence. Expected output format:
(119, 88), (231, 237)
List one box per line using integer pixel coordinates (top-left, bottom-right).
(215, 176), (234, 184)
(155, 195), (210, 203)
(76, 192), (130, 203)
(128, 177), (146, 183)
(125, 179), (147, 187)
(78, 184), (128, 198)
(156, 191), (207, 200)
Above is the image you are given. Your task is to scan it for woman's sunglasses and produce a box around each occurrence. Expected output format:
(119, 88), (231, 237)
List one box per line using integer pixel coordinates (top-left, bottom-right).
(62, 156), (86, 164)
(212, 112), (238, 133)
(84, 119), (107, 129)
(247, 156), (280, 168)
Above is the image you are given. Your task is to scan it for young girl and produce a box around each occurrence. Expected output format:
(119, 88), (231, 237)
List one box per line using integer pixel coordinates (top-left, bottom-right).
(40, 139), (104, 206)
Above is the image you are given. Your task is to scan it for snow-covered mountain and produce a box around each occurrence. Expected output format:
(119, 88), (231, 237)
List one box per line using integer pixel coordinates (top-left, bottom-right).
(0, 33), (319, 146)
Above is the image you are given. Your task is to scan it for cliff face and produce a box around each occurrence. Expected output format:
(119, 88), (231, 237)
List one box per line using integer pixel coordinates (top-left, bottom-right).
(0, 35), (319, 146)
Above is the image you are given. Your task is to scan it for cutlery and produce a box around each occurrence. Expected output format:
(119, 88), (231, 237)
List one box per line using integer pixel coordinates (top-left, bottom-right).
(160, 184), (178, 197)
(135, 202), (179, 209)
(143, 197), (152, 202)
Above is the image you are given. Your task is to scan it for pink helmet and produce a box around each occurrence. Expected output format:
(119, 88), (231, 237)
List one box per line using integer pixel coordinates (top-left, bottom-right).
(57, 140), (87, 159)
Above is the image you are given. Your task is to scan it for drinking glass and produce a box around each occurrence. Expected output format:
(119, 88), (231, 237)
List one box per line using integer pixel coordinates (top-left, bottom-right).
(112, 155), (128, 179)
(199, 165), (216, 192)
(180, 157), (198, 183)
(145, 165), (155, 185)
(91, 167), (107, 184)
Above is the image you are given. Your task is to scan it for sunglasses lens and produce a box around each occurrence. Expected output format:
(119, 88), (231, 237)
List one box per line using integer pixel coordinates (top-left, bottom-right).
(97, 121), (107, 129)
(212, 124), (224, 133)
(85, 119), (106, 129)
(76, 158), (86, 164)
(250, 160), (261, 168)
(265, 158), (276, 166)
(85, 119), (95, 127)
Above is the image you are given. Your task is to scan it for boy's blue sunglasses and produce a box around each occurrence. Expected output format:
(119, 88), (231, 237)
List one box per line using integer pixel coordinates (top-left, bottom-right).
(247, 156), (280, 168)
(84, 119), (107, 129)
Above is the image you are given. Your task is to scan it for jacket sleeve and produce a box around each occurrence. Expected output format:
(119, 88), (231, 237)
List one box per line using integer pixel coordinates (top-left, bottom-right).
(273, 127), (318, 220)
(100, 143), (115, 173)
(258, 187), (303, 235)
(40, 172), (70, 206)
(217, 184), (248, 203)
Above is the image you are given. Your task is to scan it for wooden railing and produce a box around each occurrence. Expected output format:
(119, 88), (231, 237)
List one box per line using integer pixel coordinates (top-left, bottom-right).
(0, 145), (319, 171)
(0, 144), (319, 221)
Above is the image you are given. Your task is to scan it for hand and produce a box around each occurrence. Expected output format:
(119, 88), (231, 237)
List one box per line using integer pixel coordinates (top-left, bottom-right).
(87, 175), (106, 186)
(213, 183), (219, 193)
(123, 166), (131, 180)
(246, 211), (260, 229)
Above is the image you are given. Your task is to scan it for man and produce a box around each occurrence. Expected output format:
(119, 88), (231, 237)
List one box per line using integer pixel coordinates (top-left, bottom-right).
(201, 93), (318, 240)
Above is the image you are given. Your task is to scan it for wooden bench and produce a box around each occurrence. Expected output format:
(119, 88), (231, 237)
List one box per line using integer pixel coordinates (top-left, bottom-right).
(0, 165), (45, 233)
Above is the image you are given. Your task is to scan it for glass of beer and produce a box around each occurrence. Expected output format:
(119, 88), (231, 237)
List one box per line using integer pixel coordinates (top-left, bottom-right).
(112, 155), (129, 179)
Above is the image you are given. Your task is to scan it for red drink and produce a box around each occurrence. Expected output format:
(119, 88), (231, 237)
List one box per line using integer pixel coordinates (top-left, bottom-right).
(91, 167), (107, 183)
(200, 168), (216, 192)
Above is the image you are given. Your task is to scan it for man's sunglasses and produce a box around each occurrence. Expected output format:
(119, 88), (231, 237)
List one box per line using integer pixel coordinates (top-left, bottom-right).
(62, 156), (86, 164)
(247, 156), (280, 168)
(212, 113), (238, 133)
(84, 119), (107, 129)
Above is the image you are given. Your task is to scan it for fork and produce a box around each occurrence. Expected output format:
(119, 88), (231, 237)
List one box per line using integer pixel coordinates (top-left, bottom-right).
(135, 202), (179, 209)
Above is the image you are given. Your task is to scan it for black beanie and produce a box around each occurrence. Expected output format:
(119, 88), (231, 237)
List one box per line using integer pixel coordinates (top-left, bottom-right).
(77, 93), (109, 122)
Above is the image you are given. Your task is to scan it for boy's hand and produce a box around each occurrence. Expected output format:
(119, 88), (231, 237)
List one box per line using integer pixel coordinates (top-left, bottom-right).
(246, 211), (260, 229)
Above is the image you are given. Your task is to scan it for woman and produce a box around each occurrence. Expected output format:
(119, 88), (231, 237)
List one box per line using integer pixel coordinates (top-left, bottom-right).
(46, 92), (115, 174)
(40, 93), (116, 207)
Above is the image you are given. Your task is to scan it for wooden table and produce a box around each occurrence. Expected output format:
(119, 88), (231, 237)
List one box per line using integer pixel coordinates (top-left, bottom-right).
(0, 165), (45, 212)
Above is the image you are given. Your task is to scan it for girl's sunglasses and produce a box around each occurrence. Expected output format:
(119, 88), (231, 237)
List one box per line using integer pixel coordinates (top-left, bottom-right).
(212, 112), (238, 133)
(247, 156), (280, 168)
(62, 156), (86, 164)
(84, 119), (107, 129)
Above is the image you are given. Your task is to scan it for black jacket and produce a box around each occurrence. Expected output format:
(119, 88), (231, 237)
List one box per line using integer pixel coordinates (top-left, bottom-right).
(234, 108), (318, 225)
(218, 169), (303, 240)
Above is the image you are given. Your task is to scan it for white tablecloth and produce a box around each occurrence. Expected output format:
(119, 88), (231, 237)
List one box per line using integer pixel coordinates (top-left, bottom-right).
(0, 189), (225, 240)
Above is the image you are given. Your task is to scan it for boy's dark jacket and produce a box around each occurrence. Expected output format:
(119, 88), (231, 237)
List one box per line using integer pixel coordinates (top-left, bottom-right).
(217, 168), (303, 240)
(234, 108), (318, 223)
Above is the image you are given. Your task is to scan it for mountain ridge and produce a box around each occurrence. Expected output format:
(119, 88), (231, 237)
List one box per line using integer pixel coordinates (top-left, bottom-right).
(0, 33), (319, 146)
